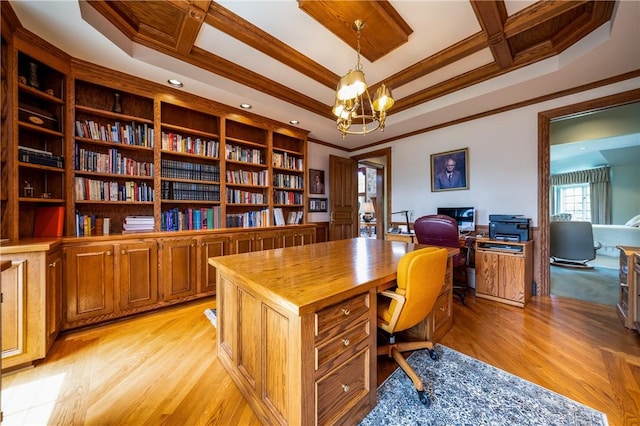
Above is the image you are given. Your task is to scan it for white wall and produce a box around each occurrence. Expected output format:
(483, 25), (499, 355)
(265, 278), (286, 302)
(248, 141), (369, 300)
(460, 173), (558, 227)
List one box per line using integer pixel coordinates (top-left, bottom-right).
(308, 78), (639, 228)
(611, 163), (640, 224)
(306, 143), (348, 223)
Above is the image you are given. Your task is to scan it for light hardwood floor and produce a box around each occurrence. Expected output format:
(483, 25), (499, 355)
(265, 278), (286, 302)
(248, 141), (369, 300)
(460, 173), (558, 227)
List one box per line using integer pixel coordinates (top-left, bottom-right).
(3, 294), (639, 425)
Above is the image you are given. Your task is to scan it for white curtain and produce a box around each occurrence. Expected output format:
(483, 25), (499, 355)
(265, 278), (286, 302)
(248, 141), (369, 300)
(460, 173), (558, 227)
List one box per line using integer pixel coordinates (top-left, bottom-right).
(550, 166), (610, 224)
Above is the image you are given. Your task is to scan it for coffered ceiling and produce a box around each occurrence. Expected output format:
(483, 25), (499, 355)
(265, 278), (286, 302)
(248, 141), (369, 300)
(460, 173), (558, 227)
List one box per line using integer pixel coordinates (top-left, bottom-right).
(7, 1), (640, 151)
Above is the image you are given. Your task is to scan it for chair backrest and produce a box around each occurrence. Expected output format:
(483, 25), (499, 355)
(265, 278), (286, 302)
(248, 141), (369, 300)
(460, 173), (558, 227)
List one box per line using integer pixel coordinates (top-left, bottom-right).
(550, 221), (597, 261)
(414, 214), (460, 249)
(392, 247), (448, 331)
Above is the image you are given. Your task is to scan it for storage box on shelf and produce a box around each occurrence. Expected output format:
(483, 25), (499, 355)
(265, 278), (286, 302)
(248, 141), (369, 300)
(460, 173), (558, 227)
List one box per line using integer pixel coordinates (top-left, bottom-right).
(73, 80), (155, 235)
(16, 52), (66, 238)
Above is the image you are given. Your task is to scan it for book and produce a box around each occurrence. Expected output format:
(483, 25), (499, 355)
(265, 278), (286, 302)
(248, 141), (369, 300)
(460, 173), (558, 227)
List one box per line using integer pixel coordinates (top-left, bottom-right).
(33, 206), (64, 237)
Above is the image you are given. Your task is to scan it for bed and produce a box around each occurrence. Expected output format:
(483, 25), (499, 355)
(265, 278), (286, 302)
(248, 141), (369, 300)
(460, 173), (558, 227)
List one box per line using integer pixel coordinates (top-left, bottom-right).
(592, 224), (640, 256)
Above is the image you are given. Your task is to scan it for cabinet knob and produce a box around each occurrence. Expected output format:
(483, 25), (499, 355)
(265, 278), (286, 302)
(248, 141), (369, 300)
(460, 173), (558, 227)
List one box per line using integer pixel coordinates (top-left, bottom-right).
(121, 249), (126, 255)
(106, 250), (112, 256)
(341, 384), (350, 393)
(49, 262), (56, 268)
(191, 243), (195, 247)
(342, 338), (350, 346)
(440, 306), (446, 312)
(341, 307), (350, 316)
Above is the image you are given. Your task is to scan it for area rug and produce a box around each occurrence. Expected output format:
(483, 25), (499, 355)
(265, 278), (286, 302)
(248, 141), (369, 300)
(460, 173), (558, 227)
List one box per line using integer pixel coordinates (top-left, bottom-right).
(550, 265), (618, 306)
(359, 345), (607, 426)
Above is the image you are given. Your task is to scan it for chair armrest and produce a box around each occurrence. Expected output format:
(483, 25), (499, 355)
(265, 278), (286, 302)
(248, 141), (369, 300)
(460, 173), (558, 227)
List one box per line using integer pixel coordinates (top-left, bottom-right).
(379, 290), (406, 332)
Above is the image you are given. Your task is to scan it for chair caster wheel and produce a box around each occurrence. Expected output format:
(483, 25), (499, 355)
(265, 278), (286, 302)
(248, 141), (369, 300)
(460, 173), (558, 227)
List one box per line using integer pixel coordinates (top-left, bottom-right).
(429, 349), (438, 360)
(417, 390), (431, 406)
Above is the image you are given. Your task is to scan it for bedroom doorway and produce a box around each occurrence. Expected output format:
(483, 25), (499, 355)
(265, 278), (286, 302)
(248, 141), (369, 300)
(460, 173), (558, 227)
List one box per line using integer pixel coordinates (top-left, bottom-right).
(539, 90), (640, 301)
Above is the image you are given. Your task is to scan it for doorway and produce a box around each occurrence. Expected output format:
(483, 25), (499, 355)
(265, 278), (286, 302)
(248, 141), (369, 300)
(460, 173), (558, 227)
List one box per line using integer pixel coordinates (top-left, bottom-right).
(537, 89), (640, 297)
(352, 148), (391, 240)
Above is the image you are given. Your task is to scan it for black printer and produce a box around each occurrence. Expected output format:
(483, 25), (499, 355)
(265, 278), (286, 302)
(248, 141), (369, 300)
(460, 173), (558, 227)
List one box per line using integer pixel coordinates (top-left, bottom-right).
(489, 215), (531, 242)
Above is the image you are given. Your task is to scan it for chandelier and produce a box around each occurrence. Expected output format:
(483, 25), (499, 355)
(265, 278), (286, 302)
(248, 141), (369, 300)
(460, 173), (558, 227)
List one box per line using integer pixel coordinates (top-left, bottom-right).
(333, 20), (394, 139)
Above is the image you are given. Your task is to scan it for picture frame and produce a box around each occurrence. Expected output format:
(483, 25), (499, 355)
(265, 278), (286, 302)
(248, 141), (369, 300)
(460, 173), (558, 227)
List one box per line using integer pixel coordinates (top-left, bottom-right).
(309, 169), (325, 194)
(430, 148), (469, 192)
(309, 198), (327, 212)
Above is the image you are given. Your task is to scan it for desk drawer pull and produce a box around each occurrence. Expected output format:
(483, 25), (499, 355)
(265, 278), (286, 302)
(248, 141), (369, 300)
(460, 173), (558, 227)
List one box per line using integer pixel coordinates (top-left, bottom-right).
(341, 307), (350, 316)
(342, 338), (350, 346)
(341, 384), (350, 393)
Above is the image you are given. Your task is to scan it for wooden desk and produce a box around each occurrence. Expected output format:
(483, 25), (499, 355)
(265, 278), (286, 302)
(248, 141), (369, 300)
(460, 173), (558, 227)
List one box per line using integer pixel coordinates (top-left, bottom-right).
(210, 238), (458, 425)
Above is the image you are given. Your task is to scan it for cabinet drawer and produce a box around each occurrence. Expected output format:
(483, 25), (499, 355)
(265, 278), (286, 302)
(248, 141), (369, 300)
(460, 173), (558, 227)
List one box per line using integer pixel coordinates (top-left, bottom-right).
(315, 320), (369, 373)
(316, 348), (370, 426)
(315, 293), (369, 336)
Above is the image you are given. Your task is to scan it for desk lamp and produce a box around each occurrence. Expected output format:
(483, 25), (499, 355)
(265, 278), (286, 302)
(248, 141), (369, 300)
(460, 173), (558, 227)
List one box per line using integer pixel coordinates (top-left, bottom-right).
(360, 202), (375, 222)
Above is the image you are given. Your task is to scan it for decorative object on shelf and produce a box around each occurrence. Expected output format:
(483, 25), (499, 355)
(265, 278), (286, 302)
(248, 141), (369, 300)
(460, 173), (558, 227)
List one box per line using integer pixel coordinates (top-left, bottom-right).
(309, 198), (327, 212)
(45, 88), (54, 96)
(112, 92), (122, 113)
(23, 180), (34, 198)
(360, 201), (375, 222)
(332, 19), (394, 139)
(431, 147), (469, 192)
(40, 193), (52, 199)
(309, 169), (325, 194)
(18, 75), (27, 85)
(28, 61), (40, 88)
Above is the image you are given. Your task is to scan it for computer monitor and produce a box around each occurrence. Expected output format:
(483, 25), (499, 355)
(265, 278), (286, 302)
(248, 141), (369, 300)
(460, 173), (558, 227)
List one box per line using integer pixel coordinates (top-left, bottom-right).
(437, 207), (475, 233)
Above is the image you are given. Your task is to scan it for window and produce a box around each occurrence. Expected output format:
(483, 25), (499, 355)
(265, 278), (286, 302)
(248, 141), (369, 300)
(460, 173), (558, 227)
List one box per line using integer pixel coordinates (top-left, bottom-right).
(554, 184), (591, 221)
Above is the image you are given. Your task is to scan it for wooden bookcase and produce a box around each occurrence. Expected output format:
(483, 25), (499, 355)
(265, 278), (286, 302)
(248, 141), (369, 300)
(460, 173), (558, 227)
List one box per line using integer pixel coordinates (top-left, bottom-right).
(272, 132), (306, 224)
(73, 79), (155, 235)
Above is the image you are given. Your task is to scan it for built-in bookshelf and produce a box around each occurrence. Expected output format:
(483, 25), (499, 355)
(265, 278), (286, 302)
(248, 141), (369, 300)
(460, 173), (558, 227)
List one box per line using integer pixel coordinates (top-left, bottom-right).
(16, 52), (67, 238)
(224, 120), (270, 228)
(73, 80), (155, 235)
(272, 132), (306, 225)
(160, 102), (222, 231)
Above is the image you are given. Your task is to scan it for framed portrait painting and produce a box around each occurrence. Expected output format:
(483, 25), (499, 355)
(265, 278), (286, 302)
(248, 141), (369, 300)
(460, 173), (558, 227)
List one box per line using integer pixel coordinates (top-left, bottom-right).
(309, 169), (325, 194)
(430, 148), (469, 192)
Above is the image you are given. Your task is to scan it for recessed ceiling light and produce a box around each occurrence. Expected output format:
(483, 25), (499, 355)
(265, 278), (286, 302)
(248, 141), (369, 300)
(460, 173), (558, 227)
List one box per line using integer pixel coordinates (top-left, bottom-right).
(290, 120), (300, 125)
(240, 103), (252, 109)
(168, 79), (183, 88)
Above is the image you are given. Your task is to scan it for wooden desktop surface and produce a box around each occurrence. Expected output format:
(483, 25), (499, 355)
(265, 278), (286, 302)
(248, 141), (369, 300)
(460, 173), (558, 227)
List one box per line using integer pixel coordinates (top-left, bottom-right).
(210, 238), (458, 425)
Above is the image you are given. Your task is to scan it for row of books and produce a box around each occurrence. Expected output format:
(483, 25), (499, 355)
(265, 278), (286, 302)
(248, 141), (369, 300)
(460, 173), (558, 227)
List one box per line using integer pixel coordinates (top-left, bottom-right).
(74, 213), (107, 237)
(75, 177), (154, 202)
(273, 208), (303, 226)
(75, 147), (154, 177)
(273, 173), (304, 189)
(161, 207), (222, 231)
(226, 189), (266, 204)
(273, 190), (304, 205)
(75, 120), (154, 147)
(122, 215), (154, 232)
(161, 159), (220, 182)
(226, 209), (270, 228)
(225, 144), (264, 165)
(161, 132), (219, 157)
(225, 169), (268, 186)
(272, 152), (303, 170)
(160, 181), (220, 201)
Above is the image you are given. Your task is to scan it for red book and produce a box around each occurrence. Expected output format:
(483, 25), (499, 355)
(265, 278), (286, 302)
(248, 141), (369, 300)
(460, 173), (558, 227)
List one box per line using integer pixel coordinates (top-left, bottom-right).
(33, 206), (65, 237)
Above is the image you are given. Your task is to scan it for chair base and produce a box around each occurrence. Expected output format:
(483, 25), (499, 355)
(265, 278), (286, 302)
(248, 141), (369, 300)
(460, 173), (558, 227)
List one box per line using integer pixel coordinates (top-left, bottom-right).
(377, 338), (438, 406)
(550, 257), (595, 269)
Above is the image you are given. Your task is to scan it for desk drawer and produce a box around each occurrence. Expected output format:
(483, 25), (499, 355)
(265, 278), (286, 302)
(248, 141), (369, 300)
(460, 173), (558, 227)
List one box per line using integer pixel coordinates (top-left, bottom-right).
(433, 290), (451, 330)
(316, 348), (370, 426)
(315, 292), (369, 336)
(315, 320), (369, 373)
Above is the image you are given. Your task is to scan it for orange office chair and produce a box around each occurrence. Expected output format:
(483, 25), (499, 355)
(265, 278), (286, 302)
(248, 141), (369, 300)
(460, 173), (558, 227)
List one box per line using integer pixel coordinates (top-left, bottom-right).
(414, 214), (469, 304)
(377, 246), (448, 406)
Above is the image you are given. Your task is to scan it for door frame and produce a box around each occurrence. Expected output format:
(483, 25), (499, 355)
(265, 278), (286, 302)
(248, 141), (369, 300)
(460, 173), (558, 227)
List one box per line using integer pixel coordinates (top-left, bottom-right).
(352, 147), (392, 238)
(537, 88), (640, 295)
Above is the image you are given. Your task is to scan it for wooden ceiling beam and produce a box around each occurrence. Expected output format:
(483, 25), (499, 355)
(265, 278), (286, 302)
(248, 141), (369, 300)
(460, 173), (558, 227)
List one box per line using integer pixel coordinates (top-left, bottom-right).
(503, 0), (590, 38)
(175, 2), (210, 55)
(205, 2), (339, 89)
(470, 0), (513, 68)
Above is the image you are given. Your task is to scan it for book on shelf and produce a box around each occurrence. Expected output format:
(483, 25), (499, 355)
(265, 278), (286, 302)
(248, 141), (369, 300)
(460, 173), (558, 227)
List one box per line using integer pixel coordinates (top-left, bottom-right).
(33, 206), (64, 237)
(287, 211), (303, 225)
(274, 208), (285, 226)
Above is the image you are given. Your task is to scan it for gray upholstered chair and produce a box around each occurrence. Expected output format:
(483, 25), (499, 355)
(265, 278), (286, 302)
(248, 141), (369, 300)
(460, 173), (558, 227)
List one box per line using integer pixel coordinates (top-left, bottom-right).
(550, 221), (602, 268)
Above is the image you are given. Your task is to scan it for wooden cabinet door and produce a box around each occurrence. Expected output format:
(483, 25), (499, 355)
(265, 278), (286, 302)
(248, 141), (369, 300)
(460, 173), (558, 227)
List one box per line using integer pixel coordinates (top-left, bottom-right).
(198, 234), (231, 294)
(231, 231), (254, 254)
(500, 255), (526, 302)
(45, 250), (63, 350)
(281, 228), (315, 247)
(160, 238), (197, 301)
(475, 251), (500, 297)
(1, 260), (26, 358)
(64, 244), (115, 323)
(119, 240), (159, 311)
(253, 230), (280, 251)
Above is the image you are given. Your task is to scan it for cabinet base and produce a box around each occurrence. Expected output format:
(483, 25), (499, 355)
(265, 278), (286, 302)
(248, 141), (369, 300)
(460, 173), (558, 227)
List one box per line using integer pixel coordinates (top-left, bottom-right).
(476, 292), (525, 308)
